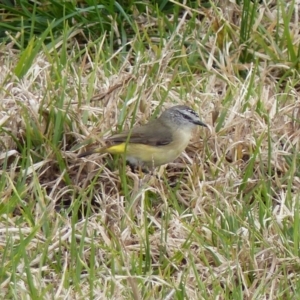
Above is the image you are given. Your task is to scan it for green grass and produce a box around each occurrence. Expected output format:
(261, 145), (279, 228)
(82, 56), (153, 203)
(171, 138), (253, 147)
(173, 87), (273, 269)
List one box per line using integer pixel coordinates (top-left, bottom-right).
(1, 0), (300, 299)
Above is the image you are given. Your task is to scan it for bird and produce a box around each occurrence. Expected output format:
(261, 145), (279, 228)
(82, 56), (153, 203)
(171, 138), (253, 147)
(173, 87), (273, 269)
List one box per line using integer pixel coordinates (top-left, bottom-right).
(78, 105), (207, 170)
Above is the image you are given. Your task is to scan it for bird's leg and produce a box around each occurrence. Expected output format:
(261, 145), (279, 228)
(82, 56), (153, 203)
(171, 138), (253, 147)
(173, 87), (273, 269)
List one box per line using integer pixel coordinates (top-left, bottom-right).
(138, 164), (146, 177)
(127, 162), (155, 181)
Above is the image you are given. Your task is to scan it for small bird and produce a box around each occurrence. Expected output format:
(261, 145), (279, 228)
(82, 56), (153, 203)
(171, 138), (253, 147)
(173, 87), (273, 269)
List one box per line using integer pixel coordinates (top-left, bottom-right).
(78, 105), (207, 170)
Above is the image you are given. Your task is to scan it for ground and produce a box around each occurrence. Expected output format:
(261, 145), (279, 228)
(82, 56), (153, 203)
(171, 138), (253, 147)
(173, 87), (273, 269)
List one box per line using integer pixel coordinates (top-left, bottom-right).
(1, 0), (300, 299)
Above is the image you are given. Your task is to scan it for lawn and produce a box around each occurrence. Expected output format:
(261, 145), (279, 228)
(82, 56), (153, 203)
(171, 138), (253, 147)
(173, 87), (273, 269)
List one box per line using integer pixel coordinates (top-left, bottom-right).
(0, 0), (300, 299)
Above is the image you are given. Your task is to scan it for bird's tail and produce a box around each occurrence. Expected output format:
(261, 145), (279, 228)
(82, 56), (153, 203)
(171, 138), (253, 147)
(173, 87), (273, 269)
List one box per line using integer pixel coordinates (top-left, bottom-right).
(77, 146), (108, 158)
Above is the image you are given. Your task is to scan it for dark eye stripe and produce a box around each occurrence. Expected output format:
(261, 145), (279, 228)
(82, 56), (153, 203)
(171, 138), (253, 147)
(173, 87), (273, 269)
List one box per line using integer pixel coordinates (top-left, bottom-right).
(180, 110), (199, 121)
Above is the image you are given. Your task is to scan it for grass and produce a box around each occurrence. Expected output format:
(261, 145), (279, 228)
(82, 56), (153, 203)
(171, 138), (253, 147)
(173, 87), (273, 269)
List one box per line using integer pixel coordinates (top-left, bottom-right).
(1, 0), (300, 299)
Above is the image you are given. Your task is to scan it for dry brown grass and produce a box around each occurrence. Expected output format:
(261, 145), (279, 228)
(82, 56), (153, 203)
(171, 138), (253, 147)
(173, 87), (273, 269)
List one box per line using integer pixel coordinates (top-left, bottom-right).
(1, 1), (300, 299)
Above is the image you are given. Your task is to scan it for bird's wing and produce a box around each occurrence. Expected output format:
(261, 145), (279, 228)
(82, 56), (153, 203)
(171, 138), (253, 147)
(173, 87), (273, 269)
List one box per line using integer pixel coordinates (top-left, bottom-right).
(106, 123), (173, 146)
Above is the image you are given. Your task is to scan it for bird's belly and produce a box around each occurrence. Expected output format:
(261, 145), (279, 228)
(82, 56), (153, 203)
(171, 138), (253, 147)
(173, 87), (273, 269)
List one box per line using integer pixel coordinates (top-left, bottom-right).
(126, 131), (191, 167)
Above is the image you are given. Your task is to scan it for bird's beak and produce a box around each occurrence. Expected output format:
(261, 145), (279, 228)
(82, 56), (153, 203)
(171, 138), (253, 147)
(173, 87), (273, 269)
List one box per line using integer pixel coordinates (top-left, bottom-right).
(196, 120), (208, 127)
